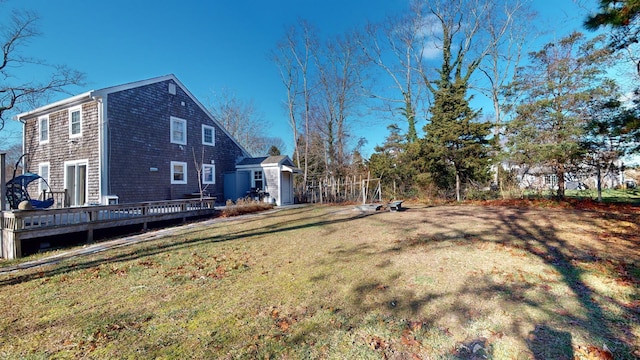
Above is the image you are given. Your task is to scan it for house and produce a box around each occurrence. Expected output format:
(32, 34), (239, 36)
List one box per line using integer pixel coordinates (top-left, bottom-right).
(224, 155), (300, 206)
(15, 74), (294, 206)
(511, 163), (625, 191)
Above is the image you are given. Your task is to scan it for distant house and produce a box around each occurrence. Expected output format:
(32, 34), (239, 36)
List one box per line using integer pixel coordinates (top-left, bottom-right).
(512, 164), (625, 191)
(225, 155), (300, 206)
(15, 74), (294, 206)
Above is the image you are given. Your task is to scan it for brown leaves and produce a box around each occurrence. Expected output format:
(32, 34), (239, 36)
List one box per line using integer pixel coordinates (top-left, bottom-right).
(368, 335), (389, 351)
(574, 344), (614, 360)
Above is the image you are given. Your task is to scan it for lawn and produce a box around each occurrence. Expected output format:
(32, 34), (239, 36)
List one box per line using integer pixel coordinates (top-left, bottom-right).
(0, 203), (638, 359)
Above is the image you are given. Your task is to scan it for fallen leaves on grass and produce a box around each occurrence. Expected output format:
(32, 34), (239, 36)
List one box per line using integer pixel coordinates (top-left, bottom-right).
(574, 344), (614, 360)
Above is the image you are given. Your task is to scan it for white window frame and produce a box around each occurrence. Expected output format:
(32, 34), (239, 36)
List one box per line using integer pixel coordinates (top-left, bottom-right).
(253, 170), (264, 189)
(170, 116), (187, 145)
(202, 124), (215, 146)
(64, 159), (88, 206)
(202, 163), (215, 184)
(69, 106), (82, 138)
(171, 161), (187, 184)
(39, 116), (49, 144)
(38, 162), (50, 193)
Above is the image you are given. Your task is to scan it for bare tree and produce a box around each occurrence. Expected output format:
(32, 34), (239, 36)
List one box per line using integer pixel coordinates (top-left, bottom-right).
(475, 0), (536, 187)
(206, 88), (284, 157)
(272, 20), (317, 184)
(311, 31), (366, 177)
(0, 7), (84, 129)
(359, 4), (430, 143)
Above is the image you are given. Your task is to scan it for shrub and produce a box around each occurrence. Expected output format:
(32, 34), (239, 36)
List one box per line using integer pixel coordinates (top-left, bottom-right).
(221, 198), (274, 217)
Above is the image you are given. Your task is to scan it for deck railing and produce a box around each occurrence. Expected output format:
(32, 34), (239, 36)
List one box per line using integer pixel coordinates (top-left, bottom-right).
(1, 198), (217, 259)
(39, 189), (70, 208)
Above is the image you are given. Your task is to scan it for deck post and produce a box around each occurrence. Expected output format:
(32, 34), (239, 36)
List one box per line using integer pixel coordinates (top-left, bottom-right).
(1, 153), (6, 258)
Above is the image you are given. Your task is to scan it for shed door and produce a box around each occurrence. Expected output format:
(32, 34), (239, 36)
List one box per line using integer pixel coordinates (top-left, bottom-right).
(282, 172), (292, 204)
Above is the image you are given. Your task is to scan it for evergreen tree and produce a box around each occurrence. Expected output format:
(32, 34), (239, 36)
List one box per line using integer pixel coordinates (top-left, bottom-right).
(267, 145), (281, 156)
(368, 124), (417, 198)
(422, 57), (492, 201)
(582, 81), (639, 200)
(505, 32), (613, 198)
(585, 0), (640, 50)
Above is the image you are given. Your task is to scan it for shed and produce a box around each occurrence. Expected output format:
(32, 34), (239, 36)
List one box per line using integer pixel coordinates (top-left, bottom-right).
(226, 156), (300, 206)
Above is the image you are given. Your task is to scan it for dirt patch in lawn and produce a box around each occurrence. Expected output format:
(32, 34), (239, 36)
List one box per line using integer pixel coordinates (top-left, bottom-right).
(0, 203), (638, 359)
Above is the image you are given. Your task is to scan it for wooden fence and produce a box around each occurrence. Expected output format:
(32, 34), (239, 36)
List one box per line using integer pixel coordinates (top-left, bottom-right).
(297, 176), (382, 204)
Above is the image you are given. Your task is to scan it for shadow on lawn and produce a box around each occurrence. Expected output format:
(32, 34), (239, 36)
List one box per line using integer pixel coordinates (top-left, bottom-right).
(1, 203), (637, 358)
(350, 205), (638, 359)
(0, 205), (376, 287)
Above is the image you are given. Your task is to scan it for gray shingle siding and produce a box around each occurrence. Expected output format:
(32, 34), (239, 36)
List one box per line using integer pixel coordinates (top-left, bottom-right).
(23, 101), (101, 204)
(106, 79), (245, 203)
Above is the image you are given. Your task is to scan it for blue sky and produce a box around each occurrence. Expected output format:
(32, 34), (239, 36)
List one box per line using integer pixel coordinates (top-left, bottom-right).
(2, 0), (601, 157)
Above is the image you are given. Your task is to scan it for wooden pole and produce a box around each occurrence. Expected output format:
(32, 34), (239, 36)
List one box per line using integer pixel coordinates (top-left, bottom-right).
(1, 153), (6, 211)
(1, 153), (5, 258)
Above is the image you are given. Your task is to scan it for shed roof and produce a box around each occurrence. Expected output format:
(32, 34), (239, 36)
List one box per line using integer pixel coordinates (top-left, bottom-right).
(236, 155), (295, 167)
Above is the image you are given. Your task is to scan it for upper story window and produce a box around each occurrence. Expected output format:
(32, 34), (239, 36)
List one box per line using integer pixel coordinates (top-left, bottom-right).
(202, 124), (215, 146)
(202, 163), (215, 184)
(170, 116), (187, 145)
(39, 116), (49, 143)
(69, 106), (82, 137)
(171, 161), (187, 184)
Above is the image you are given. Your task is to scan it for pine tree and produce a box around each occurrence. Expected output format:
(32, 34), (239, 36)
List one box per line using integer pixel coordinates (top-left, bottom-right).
(505, 32), (613, 198)
(422, 55), (492, 201)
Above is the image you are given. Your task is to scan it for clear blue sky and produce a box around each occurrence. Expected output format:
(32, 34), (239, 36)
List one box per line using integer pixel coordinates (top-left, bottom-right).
(2, 0), (599, 157)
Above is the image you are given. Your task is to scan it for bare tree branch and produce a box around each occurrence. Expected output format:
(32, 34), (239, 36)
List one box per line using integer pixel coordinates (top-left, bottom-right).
(0, 6), (85, 130)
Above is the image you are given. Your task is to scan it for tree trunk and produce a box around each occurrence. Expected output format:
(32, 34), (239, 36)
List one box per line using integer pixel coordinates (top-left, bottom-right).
(556, 164), (566, 199)
(456, 170), (461, 202)
(596, 164), (602, 202)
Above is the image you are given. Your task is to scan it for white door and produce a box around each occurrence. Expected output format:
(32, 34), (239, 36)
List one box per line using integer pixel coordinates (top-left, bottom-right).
(65, 160), (88, 206)
(282, 172), (292, 205)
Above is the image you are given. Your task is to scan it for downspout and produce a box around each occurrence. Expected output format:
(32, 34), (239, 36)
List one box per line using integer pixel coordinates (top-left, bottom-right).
(20, 118), (27, 173)
(92, 94), (109, 203)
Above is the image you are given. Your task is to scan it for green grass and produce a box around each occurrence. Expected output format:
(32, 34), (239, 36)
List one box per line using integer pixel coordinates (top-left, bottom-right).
(565, 188), (640, 203)
(0, 204), (638, 359)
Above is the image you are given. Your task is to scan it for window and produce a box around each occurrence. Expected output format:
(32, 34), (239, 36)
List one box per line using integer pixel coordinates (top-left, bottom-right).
(253, 170), (263, 189)
(170, 117), (187, 145)
(202, 163), (215, 184)
(38, 162), (50, 194)
(171, 161), (187, 184)
(69, 106), (82, 137)
(544, 174), (558, 187)
(39, 116), (49, 143)
(202, 125), (215, 146)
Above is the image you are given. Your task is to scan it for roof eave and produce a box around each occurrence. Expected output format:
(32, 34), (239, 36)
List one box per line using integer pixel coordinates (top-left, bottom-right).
(14, 91), (94, 120)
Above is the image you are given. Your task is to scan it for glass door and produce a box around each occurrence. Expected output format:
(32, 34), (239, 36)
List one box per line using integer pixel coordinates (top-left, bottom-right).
(65, 161), (88, 206)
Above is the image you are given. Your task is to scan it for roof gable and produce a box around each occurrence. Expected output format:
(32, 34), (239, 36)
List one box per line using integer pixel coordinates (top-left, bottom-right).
(15, 74), (251, 157)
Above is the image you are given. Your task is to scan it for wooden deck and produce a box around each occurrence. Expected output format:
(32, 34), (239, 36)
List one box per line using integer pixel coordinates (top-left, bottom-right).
(1, 198), (217, 259)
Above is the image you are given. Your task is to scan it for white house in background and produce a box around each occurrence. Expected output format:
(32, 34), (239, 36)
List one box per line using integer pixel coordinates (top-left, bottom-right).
(224, 155), (300, 206)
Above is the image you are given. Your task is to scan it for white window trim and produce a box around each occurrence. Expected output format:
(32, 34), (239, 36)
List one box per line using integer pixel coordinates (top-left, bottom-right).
(202, 124), (215, 146)
(202, 163), (215, 184)
(39, 116), (49, 144)
(69, 106), (82, 138)
(38, 162), (50, 193)
(253, 170), (264, 189)
(171, 161), (188, 184)
(170, 116), (187, 145)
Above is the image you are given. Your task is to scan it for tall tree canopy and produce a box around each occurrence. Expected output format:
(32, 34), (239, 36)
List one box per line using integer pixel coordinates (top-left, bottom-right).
(585, 0), (640, 50)
(505, 32), (613, 198)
